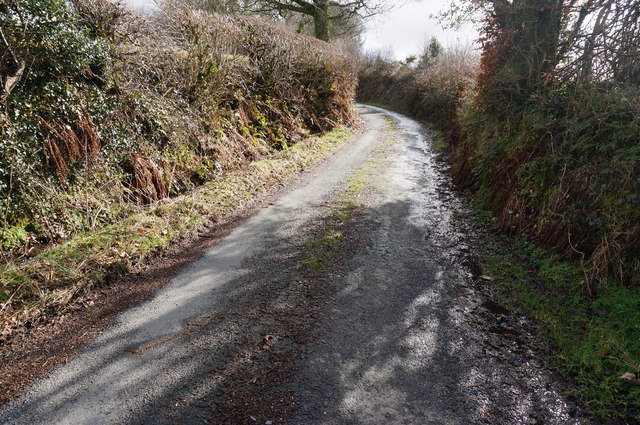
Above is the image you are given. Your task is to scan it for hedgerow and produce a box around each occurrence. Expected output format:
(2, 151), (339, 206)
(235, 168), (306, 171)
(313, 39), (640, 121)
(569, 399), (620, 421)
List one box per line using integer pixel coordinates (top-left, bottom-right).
(0, 0), (356, 253)
(455, 85), (640, 289)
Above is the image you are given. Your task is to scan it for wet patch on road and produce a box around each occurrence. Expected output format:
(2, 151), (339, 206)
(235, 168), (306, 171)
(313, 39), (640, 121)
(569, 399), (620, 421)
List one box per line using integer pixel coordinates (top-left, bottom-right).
(284, 107), (587, 425)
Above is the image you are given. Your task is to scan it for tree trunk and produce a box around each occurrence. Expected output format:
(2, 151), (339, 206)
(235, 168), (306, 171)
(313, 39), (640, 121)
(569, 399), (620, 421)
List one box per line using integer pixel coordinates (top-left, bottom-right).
(312, 0), (331, 42)
(483, 0), (563, 103)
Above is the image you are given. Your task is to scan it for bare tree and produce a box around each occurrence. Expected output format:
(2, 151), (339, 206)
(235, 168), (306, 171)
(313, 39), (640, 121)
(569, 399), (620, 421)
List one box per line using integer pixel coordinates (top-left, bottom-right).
(0, 1), (27, 103)
(180, 0), (372, 41)
(445, 0), (640, 90)
(557, 0), (640, 84)
(485, 0), (564, 97)
(242, 0), (388, 42)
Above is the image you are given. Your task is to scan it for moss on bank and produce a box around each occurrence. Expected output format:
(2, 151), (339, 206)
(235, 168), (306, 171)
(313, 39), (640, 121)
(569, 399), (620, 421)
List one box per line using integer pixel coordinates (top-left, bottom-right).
(474, 208), (640, 422)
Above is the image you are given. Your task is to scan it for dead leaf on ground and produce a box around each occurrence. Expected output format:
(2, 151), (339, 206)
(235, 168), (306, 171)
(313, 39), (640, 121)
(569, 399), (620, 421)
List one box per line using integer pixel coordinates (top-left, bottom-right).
(620, 372), (640, 385)
(480, 275), (494, 281)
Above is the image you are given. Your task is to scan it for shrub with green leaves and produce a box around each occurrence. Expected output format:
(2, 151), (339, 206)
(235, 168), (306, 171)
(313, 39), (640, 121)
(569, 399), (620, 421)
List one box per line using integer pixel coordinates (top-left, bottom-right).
(456, 85), (640, 289)
(1, 0), (112, 237)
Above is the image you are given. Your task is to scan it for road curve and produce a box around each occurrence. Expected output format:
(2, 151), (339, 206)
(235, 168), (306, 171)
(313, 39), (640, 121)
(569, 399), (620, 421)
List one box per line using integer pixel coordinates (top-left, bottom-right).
(1, 106), (584, 425)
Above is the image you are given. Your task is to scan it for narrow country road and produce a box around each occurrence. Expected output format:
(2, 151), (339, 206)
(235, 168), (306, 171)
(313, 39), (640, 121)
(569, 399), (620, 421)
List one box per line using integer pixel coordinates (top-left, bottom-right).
(1, 106), (584, 425)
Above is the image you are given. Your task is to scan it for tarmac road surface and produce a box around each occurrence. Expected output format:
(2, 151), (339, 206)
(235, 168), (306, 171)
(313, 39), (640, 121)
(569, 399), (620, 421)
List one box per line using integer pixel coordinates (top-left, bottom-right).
(0, 106), (585, 425)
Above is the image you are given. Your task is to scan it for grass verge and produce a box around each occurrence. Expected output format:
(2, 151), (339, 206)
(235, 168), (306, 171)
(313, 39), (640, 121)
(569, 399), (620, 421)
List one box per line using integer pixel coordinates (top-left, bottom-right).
(301, 152), (370, 276)
(0, 126), (355, 339)
(475, 210), (640, 422)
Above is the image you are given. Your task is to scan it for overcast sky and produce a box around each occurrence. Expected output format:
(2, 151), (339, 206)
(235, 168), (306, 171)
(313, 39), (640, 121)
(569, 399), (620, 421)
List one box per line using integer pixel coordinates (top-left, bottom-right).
(121, 0), (478, 60)
(363, 1), (477, 59)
